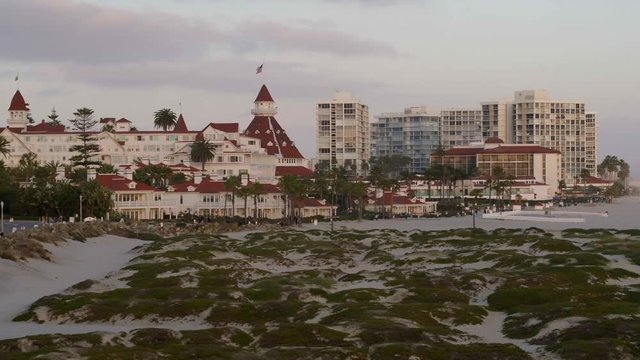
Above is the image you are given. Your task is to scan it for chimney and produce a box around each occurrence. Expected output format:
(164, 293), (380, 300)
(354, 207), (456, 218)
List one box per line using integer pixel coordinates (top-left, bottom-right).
(240, 173), (249, 186)
(124, 168), (133, 180)
(87, 168), (97, 181)
(194, 172), (203, 185)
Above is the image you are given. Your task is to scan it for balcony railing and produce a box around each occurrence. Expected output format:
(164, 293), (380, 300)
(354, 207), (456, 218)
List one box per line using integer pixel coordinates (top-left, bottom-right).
(114, 200), (176, 208)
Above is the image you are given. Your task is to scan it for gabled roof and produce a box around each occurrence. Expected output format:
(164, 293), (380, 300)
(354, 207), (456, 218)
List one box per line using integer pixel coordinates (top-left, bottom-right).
(371, 193), (421, 206)
(439, 147), (484, 156)
(116, 118), (131, 123)
(206, 122), (239, 133)
(9, 90), (29, 111)
(100, 117), (116, 124)
(174, 114), (188, 132)
(26, 120), (66, 133)
(485, 137), (505, 144)
(255, 84), (274, 102)
(295, 198), (330, 208)
(275, 166), (314, 177)
(96, 174), (157, 192)
(244, 116), (304, 158)
(481, 145), (560, 154)
(584, 176), (613, 185)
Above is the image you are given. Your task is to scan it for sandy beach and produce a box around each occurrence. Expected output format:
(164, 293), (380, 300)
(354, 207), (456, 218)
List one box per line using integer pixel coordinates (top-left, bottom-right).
(1, 196), (638, 346)
(0, 235), (148, 340)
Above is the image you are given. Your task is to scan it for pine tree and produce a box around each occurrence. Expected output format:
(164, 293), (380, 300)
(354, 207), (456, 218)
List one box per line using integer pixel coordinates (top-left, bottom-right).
(69, 107), (102, 174)
(47, 107), (62, 126)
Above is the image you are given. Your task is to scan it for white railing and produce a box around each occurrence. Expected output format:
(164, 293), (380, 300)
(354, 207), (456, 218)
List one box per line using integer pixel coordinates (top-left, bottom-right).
(114, 200), (176, 208)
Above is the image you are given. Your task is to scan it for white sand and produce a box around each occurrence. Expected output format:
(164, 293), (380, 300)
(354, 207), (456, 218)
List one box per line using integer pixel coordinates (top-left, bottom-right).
(0, 235), (148, 340)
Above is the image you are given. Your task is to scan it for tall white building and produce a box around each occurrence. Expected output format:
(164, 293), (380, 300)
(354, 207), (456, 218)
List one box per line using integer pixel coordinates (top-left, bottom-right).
(481, 101), (512, 143)
(440, 108), (483, 148)
(371, 106), (440, 174)
(511, 90), (597, 184)
(316, 91), (369, 176)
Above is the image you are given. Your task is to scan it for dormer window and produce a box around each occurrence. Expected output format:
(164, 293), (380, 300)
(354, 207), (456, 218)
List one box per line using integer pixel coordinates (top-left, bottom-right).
(267, 141), (273, 146)
(255, 130), (260, 134)
(266, 130), (271, 134)
(128, 182), (136, 189)
(187, 186), (196, 192)
(282, 141), (287, 146)
(276, 130), (280, 134)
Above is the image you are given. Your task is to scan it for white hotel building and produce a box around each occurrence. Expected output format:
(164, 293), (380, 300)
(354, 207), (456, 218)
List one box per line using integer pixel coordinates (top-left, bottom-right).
(1, 85), (319, 220)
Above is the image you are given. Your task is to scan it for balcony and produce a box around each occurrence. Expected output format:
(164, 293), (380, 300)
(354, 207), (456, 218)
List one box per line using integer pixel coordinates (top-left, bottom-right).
(114, 200), (176, 208)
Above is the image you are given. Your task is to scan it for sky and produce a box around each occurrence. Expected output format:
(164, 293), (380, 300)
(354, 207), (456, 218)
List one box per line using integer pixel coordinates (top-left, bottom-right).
(1, 0), (639, 177)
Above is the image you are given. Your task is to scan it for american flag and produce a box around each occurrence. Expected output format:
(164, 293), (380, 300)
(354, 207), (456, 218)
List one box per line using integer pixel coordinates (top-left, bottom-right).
(256, 64), (263, 74)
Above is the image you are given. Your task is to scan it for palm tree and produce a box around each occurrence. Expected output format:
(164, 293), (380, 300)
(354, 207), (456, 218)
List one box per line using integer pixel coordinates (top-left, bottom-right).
(238, 186), (251, 219)
(351, 181), (368, 221)
(190, 139), (216, 171)
(153, 108), (177, 131)
(0, 137), (10, 158)
(249, 182), (265, 219)
(224, 175), (241, 217)
(278, 174), (298, 223)
(580, 168), (591, 186)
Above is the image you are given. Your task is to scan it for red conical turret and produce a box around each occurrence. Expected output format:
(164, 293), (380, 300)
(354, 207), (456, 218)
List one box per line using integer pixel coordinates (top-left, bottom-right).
(174, 114), (189, 132)
(254, 85), (274, 102)
(9, 90), (29, 111)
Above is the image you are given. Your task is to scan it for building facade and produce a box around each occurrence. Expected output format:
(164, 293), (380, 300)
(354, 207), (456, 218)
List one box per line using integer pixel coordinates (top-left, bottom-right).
(440, 108), (483, 148)
(481, 101), (512, 143)
(370, 106), (440, 174)
(316, 91), (369, 176)
(510, 90), (597, 184)
(1, 86), (312, 182)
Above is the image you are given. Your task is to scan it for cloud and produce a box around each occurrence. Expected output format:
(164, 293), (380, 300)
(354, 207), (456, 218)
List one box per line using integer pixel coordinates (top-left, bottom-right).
(58, 59), (383, 98)
(0, 0), (218, 64)
(228, 21), (397, 56)
(0, 0), (397, 64)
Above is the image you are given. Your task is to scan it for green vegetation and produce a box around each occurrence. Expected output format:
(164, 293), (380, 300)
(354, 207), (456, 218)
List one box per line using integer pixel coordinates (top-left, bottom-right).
(4, 228), (640, 359)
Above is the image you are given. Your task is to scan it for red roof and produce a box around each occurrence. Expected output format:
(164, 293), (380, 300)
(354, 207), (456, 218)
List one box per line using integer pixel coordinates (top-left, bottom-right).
(371, 193), (420, 206)
(174, 114), (188, 132)
(255, 84), (274, 102)
(295, 198), (330, 208)
(244, 116), (304, 158)
(100, 117), (116, 124)
(440, 147), (484, 156)
(26, 120), (66, 133)
(116, 118), (131, 123)
(485, 137), (504, 144)
(275, 166), (314, 177)
(481, 145), (560, 154)
(206, 123), (239, 133)
(9, 90), (29, 111)
(96, 174), (157, 192)
(171, 177), (282, 194)
(584, 176), (612, 185)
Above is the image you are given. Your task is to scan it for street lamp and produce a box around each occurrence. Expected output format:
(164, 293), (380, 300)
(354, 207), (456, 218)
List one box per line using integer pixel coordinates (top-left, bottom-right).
(79, 195), (83, 222)
(1, 201), (4, 234)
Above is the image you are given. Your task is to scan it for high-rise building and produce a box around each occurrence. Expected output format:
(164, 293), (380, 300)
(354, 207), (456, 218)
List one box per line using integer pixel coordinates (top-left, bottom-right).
(481, 101), (512, 143)
(440, 108), (483, 148)
(316, 91), (369, 176)
(371, 106), (440, 174)
(510, 90), (597, 184)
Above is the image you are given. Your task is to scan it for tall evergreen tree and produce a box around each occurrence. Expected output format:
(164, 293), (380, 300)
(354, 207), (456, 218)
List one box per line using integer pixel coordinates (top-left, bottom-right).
(69, 107), (102, 173)
(47, 107), (62, 126)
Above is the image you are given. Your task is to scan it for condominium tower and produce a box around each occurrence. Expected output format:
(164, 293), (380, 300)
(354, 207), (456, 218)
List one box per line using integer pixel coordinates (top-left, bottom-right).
(316, 91), (369, 176)
(370, 106), (440, 174)
(511, 90), (597, 184)
(440, 108), (483, 148)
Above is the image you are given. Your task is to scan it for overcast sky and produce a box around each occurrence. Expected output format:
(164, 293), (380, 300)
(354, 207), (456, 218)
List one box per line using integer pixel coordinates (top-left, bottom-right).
(1, 0), (639, 177)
